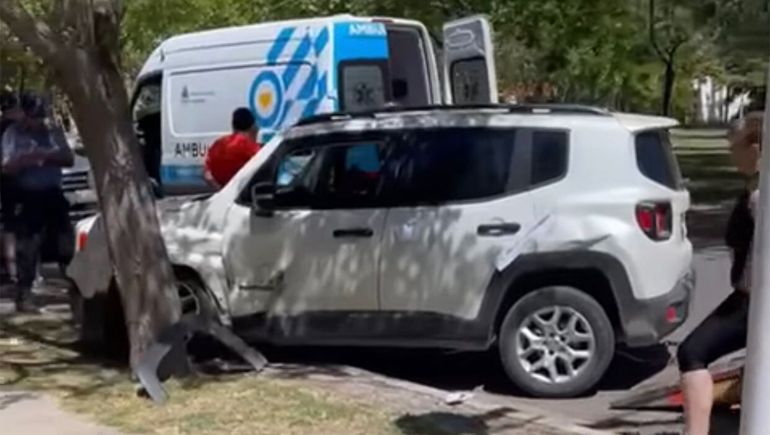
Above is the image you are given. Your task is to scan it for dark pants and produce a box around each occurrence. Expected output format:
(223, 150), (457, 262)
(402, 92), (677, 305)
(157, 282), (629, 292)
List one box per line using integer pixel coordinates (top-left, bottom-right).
(677, 291), (749, 372)
(15, 189), (73, 304)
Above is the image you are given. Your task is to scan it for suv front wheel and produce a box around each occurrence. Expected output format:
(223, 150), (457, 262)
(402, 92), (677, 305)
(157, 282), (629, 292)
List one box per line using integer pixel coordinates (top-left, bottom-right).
(499, 286), (615, 398)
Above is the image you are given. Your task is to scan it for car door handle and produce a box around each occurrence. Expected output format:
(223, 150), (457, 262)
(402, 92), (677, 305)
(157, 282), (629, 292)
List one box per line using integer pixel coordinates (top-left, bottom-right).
(477, 223), (521, 237)
(333, 228), (374, 238)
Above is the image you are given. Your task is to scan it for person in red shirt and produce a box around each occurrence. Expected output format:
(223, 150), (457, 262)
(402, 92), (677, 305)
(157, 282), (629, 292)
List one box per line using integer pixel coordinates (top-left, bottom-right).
(204, 107), (261, 188)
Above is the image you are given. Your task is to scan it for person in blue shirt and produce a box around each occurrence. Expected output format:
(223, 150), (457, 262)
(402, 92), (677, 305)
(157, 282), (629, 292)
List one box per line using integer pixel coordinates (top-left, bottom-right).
(0, 94), (73, 312)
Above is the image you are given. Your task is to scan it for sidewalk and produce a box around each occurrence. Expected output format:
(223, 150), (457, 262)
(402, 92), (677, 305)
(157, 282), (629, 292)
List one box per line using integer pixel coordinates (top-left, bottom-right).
(0, 391), (123, 435)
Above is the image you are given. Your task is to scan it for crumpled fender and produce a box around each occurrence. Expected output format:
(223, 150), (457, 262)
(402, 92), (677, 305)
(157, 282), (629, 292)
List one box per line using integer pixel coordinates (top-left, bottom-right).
(494, 211), (614, 272)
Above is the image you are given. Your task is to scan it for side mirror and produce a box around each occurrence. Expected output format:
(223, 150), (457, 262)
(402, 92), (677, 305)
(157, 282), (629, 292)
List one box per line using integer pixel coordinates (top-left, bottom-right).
(251, 182), (275, 217)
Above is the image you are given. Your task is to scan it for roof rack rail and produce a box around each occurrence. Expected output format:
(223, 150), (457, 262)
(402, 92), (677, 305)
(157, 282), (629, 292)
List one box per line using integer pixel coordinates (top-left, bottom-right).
(294, 103), (610, 127)
(506, 104), (610, 116)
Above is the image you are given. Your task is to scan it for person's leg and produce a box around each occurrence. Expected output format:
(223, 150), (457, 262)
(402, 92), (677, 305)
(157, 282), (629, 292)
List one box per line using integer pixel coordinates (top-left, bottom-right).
(681, 370), (714, 435)
(2, 232), (18, 282)
(14, 193), (45, 312)
(1, 179), (19, 283)
(677, 292), (749, 435)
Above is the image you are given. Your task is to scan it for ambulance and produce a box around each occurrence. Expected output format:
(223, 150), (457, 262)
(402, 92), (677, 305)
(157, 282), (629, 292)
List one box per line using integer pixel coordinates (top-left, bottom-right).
(131, 14), (498, 194)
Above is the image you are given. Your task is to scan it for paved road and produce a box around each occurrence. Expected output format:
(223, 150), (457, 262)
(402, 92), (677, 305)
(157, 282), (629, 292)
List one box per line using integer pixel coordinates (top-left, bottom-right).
(262, 248), (739, 435)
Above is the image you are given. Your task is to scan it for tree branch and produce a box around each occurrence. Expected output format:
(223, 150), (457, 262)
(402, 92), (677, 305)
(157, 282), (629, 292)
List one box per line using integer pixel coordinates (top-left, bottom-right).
(666, 39), (686, 59)
(0, 0), (60, 64)
(648, 0), (668, 62)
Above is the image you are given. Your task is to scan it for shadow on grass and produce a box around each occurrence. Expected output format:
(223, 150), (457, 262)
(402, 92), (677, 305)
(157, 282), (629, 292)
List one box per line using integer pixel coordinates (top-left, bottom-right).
(395, 407), (545, 435)
(0, 311), (128, 399)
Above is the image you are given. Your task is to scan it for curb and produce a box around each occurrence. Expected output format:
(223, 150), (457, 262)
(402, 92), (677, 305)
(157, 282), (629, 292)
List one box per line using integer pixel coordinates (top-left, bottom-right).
(265, 363), (613, 435)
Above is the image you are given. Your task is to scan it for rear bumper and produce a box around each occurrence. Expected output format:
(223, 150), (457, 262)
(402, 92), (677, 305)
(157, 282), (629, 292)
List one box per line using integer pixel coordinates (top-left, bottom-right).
(619, 266), (695, 347)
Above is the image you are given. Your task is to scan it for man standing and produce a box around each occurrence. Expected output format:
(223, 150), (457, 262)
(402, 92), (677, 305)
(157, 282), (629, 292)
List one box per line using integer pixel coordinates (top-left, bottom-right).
(1, 94), (73, 312)
(0, 91), (24, 285)
(204, 107), (261, 189)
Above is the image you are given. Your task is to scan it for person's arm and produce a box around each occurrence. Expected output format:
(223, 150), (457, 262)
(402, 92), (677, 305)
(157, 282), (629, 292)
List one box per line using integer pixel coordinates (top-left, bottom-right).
(749, 188), (759, 218)
(204, 139), (222, 189)
(40, 127), (74, 167)
(203, 167), (221, 189)
(0, 128), (14, 173)
(0, 127), (31, 174)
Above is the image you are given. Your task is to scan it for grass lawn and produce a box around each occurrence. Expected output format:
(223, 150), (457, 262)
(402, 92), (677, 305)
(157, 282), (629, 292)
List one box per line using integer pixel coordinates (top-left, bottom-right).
(0, 309), (565, 435)
(0, 312), (398, 435)
(670, 128), (745, 247)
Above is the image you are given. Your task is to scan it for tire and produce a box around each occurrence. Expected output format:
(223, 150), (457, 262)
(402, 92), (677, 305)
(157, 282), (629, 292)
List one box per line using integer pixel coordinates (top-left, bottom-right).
(498, 285), (615, 398)
(176, 271), (217, 321)
(175, 272), (224, 361)
(69, 280), (128, 360)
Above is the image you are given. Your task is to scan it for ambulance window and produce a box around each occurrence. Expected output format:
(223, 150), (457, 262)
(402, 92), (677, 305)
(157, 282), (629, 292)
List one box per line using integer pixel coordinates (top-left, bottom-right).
(450, 58), (490, 105)
(339, 62), (388, 112)
(386, 26), (431, 107)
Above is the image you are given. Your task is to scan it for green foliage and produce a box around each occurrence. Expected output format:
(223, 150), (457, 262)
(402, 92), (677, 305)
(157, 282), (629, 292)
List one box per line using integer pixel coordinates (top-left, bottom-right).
(6, 0), (768, 118)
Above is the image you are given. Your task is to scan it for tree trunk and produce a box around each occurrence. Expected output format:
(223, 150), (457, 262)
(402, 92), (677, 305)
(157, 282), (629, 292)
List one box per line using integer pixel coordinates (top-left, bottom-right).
(661, 59), (675, 117)
(58, 50), (181, 370)
(0, 0), (181, 373)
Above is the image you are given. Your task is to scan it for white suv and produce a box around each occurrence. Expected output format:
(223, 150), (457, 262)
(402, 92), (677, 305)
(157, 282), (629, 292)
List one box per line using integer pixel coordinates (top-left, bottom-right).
(68, 105), (694, 398)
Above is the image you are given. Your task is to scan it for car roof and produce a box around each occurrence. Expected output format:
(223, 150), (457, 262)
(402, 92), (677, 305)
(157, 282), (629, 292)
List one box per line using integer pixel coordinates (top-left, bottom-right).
(287, 104), (679, 139)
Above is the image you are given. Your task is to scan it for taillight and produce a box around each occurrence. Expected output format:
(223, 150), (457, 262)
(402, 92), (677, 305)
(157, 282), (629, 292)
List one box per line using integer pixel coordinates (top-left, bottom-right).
(76, 231), (88, 252)
(636, 202), (672, 241)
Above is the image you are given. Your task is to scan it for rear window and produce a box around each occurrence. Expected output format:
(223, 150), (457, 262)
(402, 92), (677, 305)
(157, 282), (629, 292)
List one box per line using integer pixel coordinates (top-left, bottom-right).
(339, 62), (388, 112)
(450, 58), (491, 105)
(531, 130), (569, 184)
(635, 130), (683, 189)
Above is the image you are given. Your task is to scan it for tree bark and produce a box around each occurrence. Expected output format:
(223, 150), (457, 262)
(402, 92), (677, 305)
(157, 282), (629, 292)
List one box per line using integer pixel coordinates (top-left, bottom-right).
(64, 53), (180, 370)
(0, 0), (181, 371)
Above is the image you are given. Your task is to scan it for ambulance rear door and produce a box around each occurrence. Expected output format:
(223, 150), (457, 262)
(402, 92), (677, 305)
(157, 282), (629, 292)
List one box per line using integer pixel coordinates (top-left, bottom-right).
(442, 15), (498, 105)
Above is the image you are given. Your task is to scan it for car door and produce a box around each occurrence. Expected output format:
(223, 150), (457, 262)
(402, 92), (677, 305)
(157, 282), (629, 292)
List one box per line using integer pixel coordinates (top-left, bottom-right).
(378, 127), (535, 323)
(223, 133), (391, 327)
(442, 15), (498, 104)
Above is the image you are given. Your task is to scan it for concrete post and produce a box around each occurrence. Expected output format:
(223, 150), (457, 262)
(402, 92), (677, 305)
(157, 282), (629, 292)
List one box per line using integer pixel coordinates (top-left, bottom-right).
(740, 57), (770, 435)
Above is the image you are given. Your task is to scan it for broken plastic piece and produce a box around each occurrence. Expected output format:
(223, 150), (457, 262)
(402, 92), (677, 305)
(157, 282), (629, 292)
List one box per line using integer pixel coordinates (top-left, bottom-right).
(135, 314), (267, 404)
(444, 385), (483, 406)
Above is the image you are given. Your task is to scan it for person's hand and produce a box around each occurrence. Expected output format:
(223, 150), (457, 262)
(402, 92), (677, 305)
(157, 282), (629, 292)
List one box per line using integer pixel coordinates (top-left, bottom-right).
(23, 149), (51, 166)
(15, 151), (44, 166)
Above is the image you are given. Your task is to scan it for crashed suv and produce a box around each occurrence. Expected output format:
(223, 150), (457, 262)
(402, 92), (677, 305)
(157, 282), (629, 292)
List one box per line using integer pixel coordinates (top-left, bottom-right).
(68, 105), (694, 398)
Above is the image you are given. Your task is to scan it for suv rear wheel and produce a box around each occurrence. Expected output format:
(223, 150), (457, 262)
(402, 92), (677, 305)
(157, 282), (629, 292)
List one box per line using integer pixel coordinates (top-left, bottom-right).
(499, 285), (615, 398)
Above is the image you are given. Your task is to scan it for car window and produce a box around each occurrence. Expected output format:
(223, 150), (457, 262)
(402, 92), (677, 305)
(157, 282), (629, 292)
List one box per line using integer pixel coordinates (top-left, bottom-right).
(392, 128), (517, 204)
(635, 130), (683, 190)
(276, 149), (315, 187)
(314, 142), (387, 208)
(531, 130), (569, 185)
